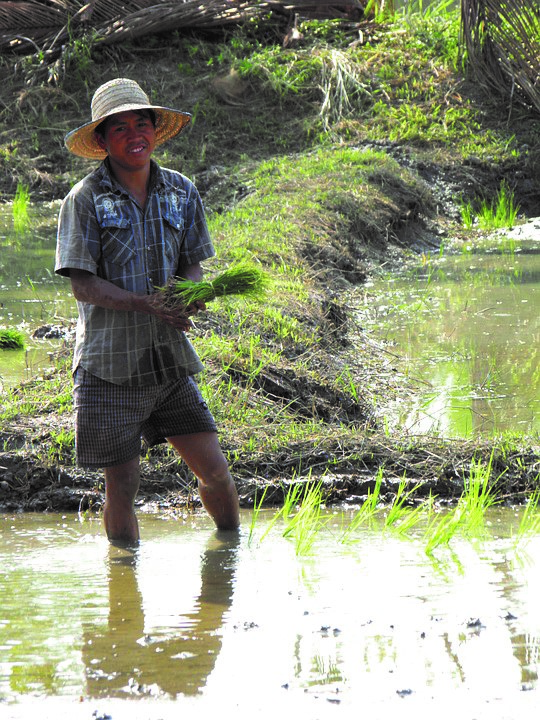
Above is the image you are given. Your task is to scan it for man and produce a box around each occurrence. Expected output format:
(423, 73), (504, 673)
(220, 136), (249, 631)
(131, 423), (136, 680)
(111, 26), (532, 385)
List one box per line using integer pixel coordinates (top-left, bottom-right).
(56, 78), (240, 544)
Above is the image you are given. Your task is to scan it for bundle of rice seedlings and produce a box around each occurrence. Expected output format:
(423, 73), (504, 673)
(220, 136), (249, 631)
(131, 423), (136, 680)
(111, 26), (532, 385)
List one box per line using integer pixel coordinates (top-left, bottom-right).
(0, 329), (26, 349)
(161, 265), (269, 310)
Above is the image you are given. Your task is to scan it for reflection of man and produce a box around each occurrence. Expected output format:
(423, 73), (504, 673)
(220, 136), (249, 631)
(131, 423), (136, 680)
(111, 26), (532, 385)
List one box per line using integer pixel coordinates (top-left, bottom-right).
(82, 532), (239, 697)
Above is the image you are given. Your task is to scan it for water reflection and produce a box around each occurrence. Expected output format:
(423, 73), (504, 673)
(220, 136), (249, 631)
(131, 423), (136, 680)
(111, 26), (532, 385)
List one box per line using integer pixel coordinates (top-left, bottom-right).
(83, 531), (239, 699)
(2, 511), (540, 717)
(0, 202), (74, 389)
(364, 241), (540, 437)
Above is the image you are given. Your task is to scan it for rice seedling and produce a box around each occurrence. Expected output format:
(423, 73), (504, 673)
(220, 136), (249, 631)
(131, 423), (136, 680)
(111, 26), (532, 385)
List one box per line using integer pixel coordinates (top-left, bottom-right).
(514, 486), (540, 548)
(424, 507), (463, 555)
(160, 265), (269, 310)
(383, 476), (428, 535)
(257, 476), (328, 555)
(0, 328), (25, 349)
(247, 484), (269, 547)
(424, 452), (503, 554)
(282, 479), (327, 556)
(390, 493), (435, 537)
(339, 467), (384, 543)
(12, 183), (30, 233)
(460, 452), (502, 532)
(252, 478), (305, 545)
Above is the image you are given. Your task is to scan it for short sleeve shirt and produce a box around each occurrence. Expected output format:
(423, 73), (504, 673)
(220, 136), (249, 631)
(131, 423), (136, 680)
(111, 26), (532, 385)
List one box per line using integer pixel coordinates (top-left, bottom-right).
(55, 159), (215, 386)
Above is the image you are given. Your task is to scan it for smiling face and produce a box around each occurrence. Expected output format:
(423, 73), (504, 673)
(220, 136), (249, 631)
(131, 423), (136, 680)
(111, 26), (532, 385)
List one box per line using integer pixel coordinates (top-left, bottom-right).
(94, 109), (156, 174)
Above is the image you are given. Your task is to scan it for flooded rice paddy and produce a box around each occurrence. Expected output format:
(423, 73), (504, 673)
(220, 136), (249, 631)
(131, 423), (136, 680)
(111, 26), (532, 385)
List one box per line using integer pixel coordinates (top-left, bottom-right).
(0, 201), (74, 390)
(1, 508), (540, 720)
(1, 206), (540, 719)
(363, 224), (540, 438)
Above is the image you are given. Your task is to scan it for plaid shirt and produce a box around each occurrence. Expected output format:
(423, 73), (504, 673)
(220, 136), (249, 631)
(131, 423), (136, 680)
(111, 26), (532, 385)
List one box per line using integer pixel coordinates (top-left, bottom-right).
(55, 159), (215, 385)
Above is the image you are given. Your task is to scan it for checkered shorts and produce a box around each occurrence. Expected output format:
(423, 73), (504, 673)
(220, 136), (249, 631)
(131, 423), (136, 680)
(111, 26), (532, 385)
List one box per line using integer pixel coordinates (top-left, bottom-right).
(73, 368), (217, 468)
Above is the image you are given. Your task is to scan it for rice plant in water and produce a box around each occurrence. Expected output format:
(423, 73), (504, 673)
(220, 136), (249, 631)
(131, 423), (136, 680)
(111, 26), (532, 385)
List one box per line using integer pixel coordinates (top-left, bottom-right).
(0, 329), (25, 349)
(259, 477), (327, 555)
(384, 477), (431, 536)
(339, 467), (384, 543)
(12, 183), (30, 234)
(161, 265), (269, 309)
(248, 485), (269, 547)
(282, 479), (327, 556)
(514, 485), (540, 548)
(424, 452), (503, 554)
(458, 452), (503, 536)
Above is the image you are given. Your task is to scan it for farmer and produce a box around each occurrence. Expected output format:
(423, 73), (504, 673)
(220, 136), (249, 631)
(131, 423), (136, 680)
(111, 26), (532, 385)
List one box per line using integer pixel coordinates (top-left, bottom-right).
(55, 78), (240, 544)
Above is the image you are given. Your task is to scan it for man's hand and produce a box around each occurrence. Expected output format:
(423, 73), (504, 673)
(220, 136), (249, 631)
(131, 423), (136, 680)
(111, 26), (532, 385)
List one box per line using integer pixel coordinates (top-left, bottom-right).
(69, 266), (208, 332)
(69, 269), (205, 332)
(146, 294), (207, 331)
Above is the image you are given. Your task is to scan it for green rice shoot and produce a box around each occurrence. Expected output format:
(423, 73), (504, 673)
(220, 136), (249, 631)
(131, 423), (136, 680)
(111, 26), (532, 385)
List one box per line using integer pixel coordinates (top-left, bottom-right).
(12, 183), (30, 234)
(163, 265), (269, 309)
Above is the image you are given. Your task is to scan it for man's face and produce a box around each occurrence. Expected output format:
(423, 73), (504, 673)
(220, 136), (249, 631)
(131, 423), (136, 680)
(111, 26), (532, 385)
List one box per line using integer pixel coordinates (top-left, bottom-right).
(95, 110), (156, 172)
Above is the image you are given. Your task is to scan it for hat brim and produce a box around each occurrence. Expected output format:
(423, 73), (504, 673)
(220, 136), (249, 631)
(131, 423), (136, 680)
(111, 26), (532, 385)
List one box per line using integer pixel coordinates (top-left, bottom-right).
(64, 104), (191, 159)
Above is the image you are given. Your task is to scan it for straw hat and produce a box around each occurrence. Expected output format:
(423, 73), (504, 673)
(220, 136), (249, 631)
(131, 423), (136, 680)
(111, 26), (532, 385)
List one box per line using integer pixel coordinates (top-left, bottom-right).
(64, 78), (191, 159)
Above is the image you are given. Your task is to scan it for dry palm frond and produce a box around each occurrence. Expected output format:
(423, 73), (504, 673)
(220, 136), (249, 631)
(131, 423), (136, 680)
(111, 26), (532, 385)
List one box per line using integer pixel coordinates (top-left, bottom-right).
(461, 0), (540, 114)
(160, 265), (270, 310)
(0, 1), (363, 56)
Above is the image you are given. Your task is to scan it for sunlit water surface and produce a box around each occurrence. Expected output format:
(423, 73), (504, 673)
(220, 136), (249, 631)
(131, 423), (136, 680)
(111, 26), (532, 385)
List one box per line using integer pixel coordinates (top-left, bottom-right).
(1, 509), (540, 720)
(362, 225), (540, 438)
(0, 202), (73, 390)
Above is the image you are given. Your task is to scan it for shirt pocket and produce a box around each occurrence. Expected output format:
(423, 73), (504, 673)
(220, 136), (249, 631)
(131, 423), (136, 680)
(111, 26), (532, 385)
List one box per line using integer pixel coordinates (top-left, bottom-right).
(99, 216), (135, 267)
(161, 194), (186, 263)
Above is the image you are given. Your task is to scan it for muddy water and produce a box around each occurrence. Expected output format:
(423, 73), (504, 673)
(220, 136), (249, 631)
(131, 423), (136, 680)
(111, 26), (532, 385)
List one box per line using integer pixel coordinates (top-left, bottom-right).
(0, 202), (74, 389)
(1, 508), (540, 719)
(363, 228), (540, 437)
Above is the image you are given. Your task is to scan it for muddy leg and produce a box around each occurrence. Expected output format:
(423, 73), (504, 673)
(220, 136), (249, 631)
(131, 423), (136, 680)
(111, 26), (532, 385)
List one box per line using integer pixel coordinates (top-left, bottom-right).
(103, 456), (141, 545)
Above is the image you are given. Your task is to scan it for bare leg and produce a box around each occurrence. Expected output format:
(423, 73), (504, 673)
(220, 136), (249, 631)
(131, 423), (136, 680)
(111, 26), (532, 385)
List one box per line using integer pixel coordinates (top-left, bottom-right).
(168, 432), (240, 531)
(103, 456), (141, 545)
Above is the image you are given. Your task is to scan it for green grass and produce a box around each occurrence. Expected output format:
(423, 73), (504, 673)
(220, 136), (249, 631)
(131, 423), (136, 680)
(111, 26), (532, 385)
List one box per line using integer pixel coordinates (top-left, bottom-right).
(461, 182), (520, 231)
(12, 183), (30, 233)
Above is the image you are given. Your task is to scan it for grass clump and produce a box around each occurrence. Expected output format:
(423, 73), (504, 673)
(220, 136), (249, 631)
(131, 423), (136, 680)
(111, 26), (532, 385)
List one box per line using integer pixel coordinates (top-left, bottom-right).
(12, 183), (30, 233)
(461, 181), (520, 230)
(0, 329), (25, 349)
